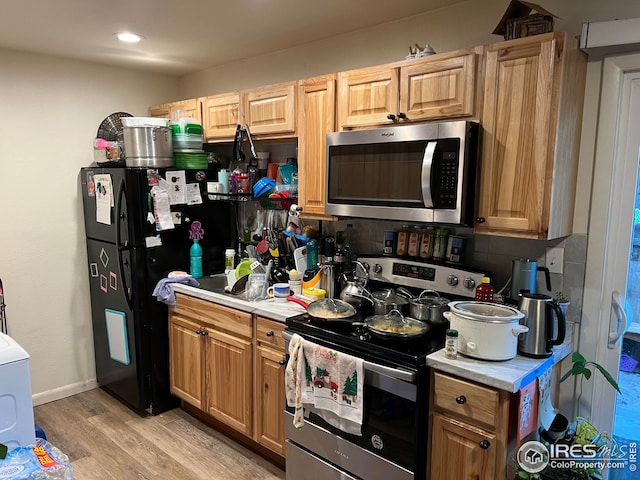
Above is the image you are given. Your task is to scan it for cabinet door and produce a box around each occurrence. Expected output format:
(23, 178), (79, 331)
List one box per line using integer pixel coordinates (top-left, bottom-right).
(244, 82), (296, 136)
(202, 92), (242, 140)
(337, 66), (399, 129)
(168, 315), (205, 409)
(171, 99), (201, 123)
(476, 34), (560, 238)
(205, 327), (253, 435)
(255, 344), (286, 455)
(430, 414), (496, 480)
(400, 52), (475, 121)
(149, 104), (171, 118)
(297, 75), (336, 217)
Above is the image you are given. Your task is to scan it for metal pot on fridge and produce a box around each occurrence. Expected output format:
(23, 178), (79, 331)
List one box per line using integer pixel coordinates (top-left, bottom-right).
(517, 293), (566, 358)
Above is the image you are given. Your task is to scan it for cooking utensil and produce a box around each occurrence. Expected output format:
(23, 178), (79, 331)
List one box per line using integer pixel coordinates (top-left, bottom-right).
(370, 288), (410, 315)
(363, 309), (429, 340)
(339, 277), (372, 311)
(444, 301), (527, 361)
(123, 126), (174, 167)
(517, 293), (566, 358)
(409, 290), (450, 324)
(286, 297), (356, 322)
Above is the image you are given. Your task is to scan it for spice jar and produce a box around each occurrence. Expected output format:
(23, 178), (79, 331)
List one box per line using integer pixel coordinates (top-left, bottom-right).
(396, 225), (410, 256)
(419, 227), (435, 259)
(407, 226), (421, 257)
(445, 329), (459, 359)
(432, 228), (449, 261)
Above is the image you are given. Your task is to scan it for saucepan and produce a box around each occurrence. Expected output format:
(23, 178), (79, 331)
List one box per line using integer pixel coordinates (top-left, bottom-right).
(286, 297), (356, 322)
(409, 290), (451, 324)
(360, 309), (429, 340)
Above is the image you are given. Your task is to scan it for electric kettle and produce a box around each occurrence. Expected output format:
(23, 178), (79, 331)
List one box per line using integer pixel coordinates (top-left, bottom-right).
(510, 258), (552, 302)
(517, 293), (566, 358)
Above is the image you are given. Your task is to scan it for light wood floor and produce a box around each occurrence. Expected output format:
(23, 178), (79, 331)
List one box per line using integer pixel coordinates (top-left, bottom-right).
(33, 388), (286, 480)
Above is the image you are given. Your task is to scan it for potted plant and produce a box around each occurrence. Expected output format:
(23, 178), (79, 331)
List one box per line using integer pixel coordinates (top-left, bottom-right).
(513, 353), (621, 479)
(554, 291), (570, 316)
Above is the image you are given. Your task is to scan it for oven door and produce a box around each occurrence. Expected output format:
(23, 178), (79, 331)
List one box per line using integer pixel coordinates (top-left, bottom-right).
(284, 342), (425, 480)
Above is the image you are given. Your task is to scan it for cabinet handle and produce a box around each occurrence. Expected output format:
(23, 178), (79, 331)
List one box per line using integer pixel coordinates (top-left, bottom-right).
(279, 358), (287, 366)
(387, 113), (396, 121)
(195, 329), (202, 335)
(397, 112), (407, 119)
(479, 440), (490, 450)
(266, 331), (274, 337)
(455, 395), (467, 404)
(475, 217), (486, 224)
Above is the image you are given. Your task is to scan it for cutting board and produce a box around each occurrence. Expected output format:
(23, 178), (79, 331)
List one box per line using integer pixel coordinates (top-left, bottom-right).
(293, 246), (307, 273)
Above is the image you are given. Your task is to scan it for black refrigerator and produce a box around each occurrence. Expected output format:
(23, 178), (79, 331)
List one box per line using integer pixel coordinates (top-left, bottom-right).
(80, 167), (235, 415)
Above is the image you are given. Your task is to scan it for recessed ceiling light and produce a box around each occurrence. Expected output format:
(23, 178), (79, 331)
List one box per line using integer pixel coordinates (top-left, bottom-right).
(115, 32), (143, 43)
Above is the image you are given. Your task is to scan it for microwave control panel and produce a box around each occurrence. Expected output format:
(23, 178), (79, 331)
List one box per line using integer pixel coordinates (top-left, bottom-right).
(431, 138), (460, 209)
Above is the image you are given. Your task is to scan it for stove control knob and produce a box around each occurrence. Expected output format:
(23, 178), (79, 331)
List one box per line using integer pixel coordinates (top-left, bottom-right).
(374, 264), (383, 274)
(361, 262), (370, 272)
(463, 278), (476, 289)
(447, 274), (459, 286)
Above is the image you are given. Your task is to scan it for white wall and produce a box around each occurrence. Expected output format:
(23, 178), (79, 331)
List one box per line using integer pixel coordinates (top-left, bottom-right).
(0, 48), (178, 403)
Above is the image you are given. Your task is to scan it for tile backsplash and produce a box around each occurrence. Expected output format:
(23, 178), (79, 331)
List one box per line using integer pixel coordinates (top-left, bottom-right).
(322, 219), (586, 323)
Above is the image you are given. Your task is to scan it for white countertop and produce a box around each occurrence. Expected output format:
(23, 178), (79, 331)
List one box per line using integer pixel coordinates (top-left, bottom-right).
(171, 283), (307, 322)
(426, 342), (572, 393)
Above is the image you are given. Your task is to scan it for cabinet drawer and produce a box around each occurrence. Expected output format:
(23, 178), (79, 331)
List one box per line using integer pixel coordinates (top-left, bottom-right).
(432, 371), (499, 431)
(173, 294), (252, 338)
(256, 316), (285, 350)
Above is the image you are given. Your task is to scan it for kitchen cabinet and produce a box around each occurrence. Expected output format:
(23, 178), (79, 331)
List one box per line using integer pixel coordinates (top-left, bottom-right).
(201, 92), (242, 140)
(428, 371), (514, 480)
(169, 294), (253, 436)
(243, 81), (297, 137)
(337, 48), (480, 130)
(148, 98), (202, 123)
(254, 316), (286, 455)
(475, 31), (586, 239)
(297, 74), (337, 219)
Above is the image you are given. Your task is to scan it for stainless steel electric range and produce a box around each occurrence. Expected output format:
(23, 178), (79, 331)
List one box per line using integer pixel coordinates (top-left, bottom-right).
(283, 255), (488, 480)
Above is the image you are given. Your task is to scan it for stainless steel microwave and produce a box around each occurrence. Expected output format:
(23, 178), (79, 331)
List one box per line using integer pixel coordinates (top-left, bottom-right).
(325, 121), (479, 225)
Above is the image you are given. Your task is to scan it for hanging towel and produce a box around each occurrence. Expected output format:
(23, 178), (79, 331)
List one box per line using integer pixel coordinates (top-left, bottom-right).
(285, 333), (364, 435)
(152, 276), (200, 306)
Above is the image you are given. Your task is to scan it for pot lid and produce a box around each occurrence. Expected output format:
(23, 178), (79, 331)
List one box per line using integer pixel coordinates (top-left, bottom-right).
(372, 289), (410, 304)
(449, 301), (524, 323)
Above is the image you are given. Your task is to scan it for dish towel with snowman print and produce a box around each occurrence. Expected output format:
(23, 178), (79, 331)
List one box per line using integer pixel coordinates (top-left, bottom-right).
(285, 333), (364, 435)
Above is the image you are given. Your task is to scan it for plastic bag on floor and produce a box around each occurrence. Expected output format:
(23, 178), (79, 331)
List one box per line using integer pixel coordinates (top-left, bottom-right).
(0, 438), (73, 479)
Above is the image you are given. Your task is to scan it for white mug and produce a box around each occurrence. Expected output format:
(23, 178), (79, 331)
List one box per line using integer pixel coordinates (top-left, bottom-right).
(267, 283), (290, 302)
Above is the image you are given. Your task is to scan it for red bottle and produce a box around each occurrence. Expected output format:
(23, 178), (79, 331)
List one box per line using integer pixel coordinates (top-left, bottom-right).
(475, 277), (495, 302)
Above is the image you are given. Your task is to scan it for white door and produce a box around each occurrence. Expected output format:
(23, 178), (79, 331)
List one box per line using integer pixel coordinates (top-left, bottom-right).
(581, 53), (640, 463)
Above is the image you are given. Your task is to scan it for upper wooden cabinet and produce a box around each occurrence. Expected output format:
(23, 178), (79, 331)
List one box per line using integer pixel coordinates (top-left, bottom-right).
(297, 75), (336, 219)
(201, 82), (297, 141)
(201, 92), (242, 140)
(149, 98), (201, 123)
(475, 32), (586, 239)
(337, 48), (479, 130)
(243, 81), (297, 136)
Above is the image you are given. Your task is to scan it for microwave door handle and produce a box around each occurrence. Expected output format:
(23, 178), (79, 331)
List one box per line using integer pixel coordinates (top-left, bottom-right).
(421, 141), (437, 208)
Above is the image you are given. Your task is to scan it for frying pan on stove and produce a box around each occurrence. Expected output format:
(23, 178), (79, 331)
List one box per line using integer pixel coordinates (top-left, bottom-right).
(286, 297), (356, 322)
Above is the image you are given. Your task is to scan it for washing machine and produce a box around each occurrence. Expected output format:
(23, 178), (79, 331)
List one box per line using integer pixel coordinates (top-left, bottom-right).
(0, 332), (35, 450)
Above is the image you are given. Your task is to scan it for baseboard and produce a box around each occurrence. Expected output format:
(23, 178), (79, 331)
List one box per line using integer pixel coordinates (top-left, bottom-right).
(32, 379), (99, 406)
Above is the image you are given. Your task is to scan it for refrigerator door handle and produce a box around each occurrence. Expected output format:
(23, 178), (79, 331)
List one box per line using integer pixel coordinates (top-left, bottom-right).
(116, 177), (129, 248)
(119, 249), (134, 310)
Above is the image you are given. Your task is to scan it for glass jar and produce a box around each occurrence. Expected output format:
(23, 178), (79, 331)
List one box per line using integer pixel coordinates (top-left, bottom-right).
(396, 225), (410, 256)
(432, 228), (449, 261)
(445, 329), (459, 359)
(419, 227), (435, 259)
(407, 226), (421, 257)
(225, 248), (236, 272)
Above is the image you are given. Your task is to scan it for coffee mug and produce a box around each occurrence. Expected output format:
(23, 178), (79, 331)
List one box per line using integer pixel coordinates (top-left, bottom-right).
(267, 283), (290, 302)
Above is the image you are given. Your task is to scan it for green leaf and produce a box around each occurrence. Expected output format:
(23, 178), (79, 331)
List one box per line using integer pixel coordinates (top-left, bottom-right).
(0, 442), (7, 460)
(582, 367), (592, 381)
(559, 369), (573, 383)
(589, 361), (622, 393)
(572, 351), (587, 366)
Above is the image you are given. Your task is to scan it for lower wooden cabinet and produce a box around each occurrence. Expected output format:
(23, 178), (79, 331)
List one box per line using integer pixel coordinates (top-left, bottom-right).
(169, 294), (253, 436)
(169, 295), (287, 458)
(429, 371), (515, 480)
(254, 317), (286, 455)
(430, 413), (497, 479)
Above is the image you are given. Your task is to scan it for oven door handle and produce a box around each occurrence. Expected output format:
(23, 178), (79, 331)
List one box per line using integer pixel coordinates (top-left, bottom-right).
(282, 331), (416, 383)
